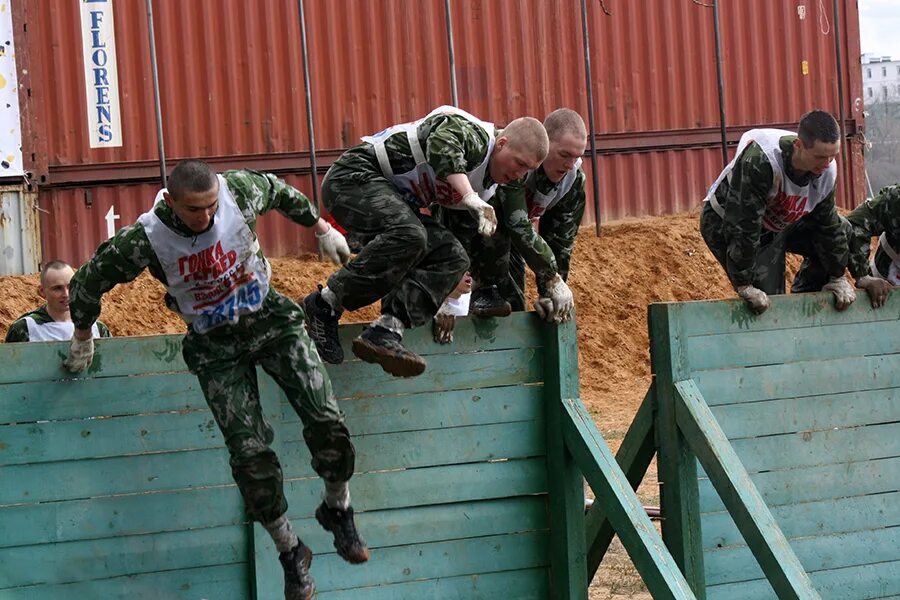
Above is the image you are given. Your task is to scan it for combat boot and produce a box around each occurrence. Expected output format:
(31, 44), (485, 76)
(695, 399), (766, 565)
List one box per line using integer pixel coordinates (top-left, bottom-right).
(303, 285), (344, 364)
(469, 285), (512, 317)
(279, 541), (315, 600)
(316, 502), (370, 564)
(351, 325), (426, 377)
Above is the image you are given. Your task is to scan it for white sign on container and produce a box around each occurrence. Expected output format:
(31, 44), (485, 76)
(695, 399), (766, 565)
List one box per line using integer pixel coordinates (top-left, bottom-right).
(0, 1), (23, 176)
(80, 0), (122, 148)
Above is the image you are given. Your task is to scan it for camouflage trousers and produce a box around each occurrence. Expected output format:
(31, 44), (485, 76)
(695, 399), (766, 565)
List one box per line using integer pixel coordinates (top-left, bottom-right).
(322, 157), (470, 329)
(700, 201), (848, 295)
(182, 290), (355, 525)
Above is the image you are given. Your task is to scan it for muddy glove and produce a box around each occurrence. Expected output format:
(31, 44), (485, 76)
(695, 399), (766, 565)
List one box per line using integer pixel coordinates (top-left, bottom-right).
(856, 275), (893, 309)
(433, 301), (456, 344)
(533, 297), (554, 322)
(316, 224), (351, 265)
(737, 284), (769, 314)
(544, 274), (574, 322)
(822, 275), (856, 311)
(63, 335), (94, 373)
(460, 192), (497, 237)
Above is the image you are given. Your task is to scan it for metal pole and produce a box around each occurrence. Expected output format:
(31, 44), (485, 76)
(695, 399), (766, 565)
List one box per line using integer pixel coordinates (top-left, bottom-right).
(444, 0), (458, 106)
(145, 0), (166, 187)
(298, 0), (321, 216)
(580, 0), (602, 236)
(713, 0), (728, 167)
(832, 0), (851, 203)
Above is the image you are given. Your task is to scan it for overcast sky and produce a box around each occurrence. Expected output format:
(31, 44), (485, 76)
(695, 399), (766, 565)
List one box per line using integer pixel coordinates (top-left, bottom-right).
(859, 0), (900, 60)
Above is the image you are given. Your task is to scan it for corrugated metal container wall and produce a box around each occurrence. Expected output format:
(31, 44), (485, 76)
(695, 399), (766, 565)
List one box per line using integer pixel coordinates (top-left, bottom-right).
(15, 0), (864, 263)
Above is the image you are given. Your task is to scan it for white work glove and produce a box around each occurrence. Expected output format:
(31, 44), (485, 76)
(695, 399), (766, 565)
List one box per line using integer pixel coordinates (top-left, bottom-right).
(736, 284), (769, 314)
(63, 335), (94, 373)
(544, 274), (574, 322)
(822, 275), (856, 311)
(532, 297), (554, 322)
(433, 301), (456, 344)
(316, 224), (351, 265)
(856, 275), (893, 309)
(459, 191), (497, 237)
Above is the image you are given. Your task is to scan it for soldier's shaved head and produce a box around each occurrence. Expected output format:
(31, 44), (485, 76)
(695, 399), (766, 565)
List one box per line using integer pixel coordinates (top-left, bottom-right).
(40, 260), (73, 286)
(544, 109), (587, 143)
(798, 110), (839, 148)
(168, 159), (217, 200)
(501, 117), (549, 163)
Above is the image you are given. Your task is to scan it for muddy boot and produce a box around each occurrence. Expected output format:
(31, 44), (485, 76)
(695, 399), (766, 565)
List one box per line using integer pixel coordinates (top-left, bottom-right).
(279, 541), (315, 600)
(315, 502), (371, 564)
(351, 325), (426, 377)
(302, 285), (344, 364)
(469, 285), (512, 317)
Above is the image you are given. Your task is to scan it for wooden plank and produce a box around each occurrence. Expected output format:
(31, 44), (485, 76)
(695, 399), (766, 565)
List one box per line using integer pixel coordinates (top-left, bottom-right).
(0, 372), (206, 424)
(0, 335), (188, 384)
(706, 559), (900, 600)
(586, 384), (657, 580)
(561, 395), (697, 600)
(698, 456), (900, 513)
(702, 491), (900, 550)
(0, 485), (244, 548)
(283, 457), (548, 514)
(686, 320), (900, 372)
(0, 563), (249, 600)
(315, 567), (549, 600)
(280, 419), (545, 477)
(708, 389), (900, 440)
(0, 447), (233, 506)
(542, 317), (588, 600)
(649, 302), (706, 598)
(281, 384), (545, 434)
(0, 410), (226, 466)
(703, 526), (900, 588)
(673, 379), (818, 600)
(693, 354), (900, 406)
(668, 291), (900, 338)
(0, 525), (247, 587)
(328, 346), (543, 400)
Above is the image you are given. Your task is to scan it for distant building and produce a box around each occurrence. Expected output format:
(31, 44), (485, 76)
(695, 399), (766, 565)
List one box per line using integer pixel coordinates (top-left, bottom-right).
(862, 54), (900, 103)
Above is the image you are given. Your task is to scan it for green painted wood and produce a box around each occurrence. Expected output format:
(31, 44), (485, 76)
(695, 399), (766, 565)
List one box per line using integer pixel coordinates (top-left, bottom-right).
(0, 447), (233, 505)
(698, 456), (900, 513)
(561, 395), (697, 599)
(706, 559), (900, 600)
(649, 302), (706, 598)
(0, 372), (206, 424)
(693, 354), (900, 406)
(673, 379), (818, 600)
(0, 485), (244, 548)
(328, 346), (543, 399)
(315, 567), (549, 600)
(686, 320), (900, 372)
(586, 384), (657, 580)
(279, 419), (546, 477)
(670, 291), (900, 338)
(701, 491), (900, 550)
(707, 388), (900, 439)
(0, 410), (225, 466)
(703, 526), (900, 588)
(283, 457), (549, 514)
(0, 525), (247, 588)
(0, 335), (188, 384)
(542, 317), (589, 600)
(281, 384), (545, 434)
(0, 563), (250, 600)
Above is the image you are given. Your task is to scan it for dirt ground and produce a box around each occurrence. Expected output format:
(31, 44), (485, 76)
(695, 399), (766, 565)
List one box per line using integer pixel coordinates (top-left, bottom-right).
(0, 209), (795, 598)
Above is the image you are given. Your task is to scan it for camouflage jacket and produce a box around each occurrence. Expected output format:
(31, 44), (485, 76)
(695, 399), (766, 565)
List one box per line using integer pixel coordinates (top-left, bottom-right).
(528, 165), (586, 293)
(68, 170), (319, 331)
(4, 304), (111, 342)
(710, 138), (846, 287)
(845, 185), (900, 280)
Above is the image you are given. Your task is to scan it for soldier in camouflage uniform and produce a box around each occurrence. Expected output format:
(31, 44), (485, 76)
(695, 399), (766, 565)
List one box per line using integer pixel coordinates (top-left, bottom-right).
(63, 160), (365, 600)
(843, 184), (900, 308)
(303, 105), (548, 377)
(440, 108), (585, 330)
(699, 110), (856, 314)
(4, 260), (110, 342)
